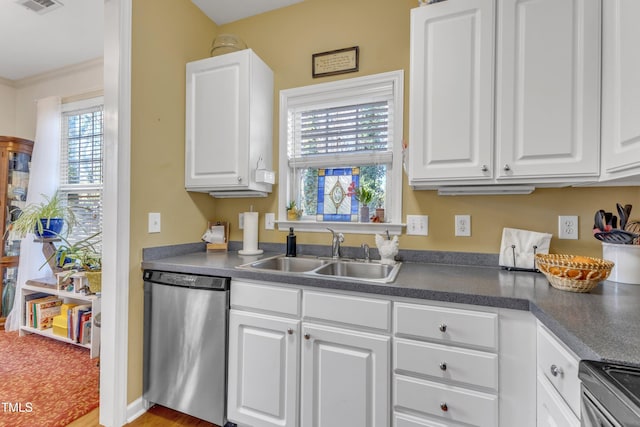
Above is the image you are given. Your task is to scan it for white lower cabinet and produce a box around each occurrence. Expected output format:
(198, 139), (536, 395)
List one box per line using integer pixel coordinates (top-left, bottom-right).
(228, 280), (539, 427)
(536, 323), (581, 426)
(393, 301), (536, 427)
(300, 322), (390, 427)
(227, 310), (299, 427)
(227, 280), (390, 427)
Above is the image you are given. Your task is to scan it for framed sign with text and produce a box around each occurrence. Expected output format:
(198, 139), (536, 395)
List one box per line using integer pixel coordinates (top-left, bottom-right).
(312, 46), (359, 78)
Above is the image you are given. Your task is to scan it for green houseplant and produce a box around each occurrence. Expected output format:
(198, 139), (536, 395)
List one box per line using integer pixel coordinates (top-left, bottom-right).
(353, 186), (374, 222)
(9, 192), (76, 239)
(286, 201), (303, 220)
(49, 231), (102, 294)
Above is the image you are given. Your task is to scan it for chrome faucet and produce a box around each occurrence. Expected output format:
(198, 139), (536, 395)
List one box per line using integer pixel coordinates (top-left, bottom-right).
(361, 243), (370, 263)
(327, 228), (344, 259)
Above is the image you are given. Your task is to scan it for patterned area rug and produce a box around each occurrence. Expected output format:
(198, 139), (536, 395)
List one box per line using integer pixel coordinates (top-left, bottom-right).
(0, 330), (99, 427)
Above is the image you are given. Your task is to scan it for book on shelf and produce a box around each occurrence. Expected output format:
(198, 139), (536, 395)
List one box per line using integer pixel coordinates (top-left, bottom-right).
(79, 313), (92, 344)
(34, 298), (63, 330)
(23, 293), (49, 326)
(25, 295), (59, 328)
(70, 304), (91, 342)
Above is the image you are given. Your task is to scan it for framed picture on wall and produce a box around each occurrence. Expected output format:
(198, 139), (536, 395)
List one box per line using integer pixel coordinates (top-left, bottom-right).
(312, 46), (359, 78)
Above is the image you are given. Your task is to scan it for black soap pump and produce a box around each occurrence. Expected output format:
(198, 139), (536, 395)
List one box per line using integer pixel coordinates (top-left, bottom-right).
(286, 227), (297, 257)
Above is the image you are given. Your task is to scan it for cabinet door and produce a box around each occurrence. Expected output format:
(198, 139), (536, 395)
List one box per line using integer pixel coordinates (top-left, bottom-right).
(496, 0), (600, 181)
(185, 52), (250, 190)
(301, 323), (390, 427)
(227, 310), (299, 427)
(408, 0), (495, 184)
(601, 0), (640, 181)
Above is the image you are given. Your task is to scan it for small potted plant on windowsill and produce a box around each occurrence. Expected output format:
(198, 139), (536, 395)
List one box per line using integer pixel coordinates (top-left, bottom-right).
(8, 192), (76, 239)
(353, 186), (374, 223)
(287, 201), (303, 220)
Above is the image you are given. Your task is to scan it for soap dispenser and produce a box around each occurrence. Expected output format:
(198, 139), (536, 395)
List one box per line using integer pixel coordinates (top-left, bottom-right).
(286, 227), (297, 257)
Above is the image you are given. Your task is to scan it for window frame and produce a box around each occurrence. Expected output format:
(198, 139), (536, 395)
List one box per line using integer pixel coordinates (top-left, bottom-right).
(278, 70), (404, 235)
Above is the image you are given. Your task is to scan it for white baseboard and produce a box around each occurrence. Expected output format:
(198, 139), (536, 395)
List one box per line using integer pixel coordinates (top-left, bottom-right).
(126, 397), (147, 423)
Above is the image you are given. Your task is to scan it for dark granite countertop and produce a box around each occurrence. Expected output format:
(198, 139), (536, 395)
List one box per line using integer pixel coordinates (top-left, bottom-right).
(141, 243), (640, 366)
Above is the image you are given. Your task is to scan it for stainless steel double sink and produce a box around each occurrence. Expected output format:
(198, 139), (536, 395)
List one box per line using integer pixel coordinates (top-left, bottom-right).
(237, 254), (401, 284)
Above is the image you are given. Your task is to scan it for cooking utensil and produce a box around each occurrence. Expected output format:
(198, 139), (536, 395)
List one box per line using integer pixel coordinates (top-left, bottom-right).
(594, 229), (638, 244)
(617, 203), (629, 230)
(594, 209), (638, 243)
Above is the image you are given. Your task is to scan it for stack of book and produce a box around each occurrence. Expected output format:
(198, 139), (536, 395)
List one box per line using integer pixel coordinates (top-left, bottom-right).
(25, 294), (63, 330)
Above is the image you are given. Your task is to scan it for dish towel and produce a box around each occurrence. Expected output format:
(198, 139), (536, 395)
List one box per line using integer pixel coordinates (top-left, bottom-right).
(499, 228), (552, 270)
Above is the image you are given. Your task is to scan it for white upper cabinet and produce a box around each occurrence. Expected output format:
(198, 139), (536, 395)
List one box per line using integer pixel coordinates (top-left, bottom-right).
(185, 49), (274, 197)
(408, 0), (601, 188)
(496, 0), (601, 182)
(600, 0), (640, 184)
(409, 0), (495, 184)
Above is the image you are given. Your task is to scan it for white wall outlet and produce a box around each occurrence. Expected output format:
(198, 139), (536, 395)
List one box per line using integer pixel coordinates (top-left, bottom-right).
(265, 212), (275, 230)
(558, 215), (579, 239)
(406, 215), (428, 236)
(238, 213), (244, 230)
(455, 215), (471, 237)
(148, 212), (161, 233)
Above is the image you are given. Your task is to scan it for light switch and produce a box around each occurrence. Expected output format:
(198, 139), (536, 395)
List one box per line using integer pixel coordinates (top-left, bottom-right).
(148, 212), (161, 233)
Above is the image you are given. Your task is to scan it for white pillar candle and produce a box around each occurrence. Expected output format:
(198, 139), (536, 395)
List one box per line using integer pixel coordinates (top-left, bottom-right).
(239, 212), (263, 255)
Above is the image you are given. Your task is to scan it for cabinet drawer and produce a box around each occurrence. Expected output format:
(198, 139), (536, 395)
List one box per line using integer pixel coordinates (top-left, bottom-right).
(394, 302), (498, 350)
(536, 372), (580, 427)
(231, 280), (300, 316)
(394, 338), (498, 391)
(394, 412), (448, 427)
(536, 325), (580, 417)
(395, 375), (497, 427)
(303, 290), (391, 331)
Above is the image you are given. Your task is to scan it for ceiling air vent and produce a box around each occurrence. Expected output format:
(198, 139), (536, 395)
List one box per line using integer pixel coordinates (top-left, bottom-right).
(16, 0), (63, 14)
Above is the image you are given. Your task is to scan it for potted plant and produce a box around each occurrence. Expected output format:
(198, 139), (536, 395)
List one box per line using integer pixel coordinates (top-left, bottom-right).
(9, 192), (76, 239)
(353, 186), (374, 222)
(287, 201), (302, 220)
(49, 232), (102, 294)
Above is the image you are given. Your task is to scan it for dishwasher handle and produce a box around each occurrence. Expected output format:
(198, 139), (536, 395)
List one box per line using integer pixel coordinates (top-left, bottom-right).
(143, 270), (229, 290)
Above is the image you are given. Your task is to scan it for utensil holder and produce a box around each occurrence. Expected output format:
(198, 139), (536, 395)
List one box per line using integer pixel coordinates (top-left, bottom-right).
(602, 243), (640, 284)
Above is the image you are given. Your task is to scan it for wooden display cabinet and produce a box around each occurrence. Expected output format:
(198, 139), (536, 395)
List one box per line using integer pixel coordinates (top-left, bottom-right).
(0, 136), (34, 329)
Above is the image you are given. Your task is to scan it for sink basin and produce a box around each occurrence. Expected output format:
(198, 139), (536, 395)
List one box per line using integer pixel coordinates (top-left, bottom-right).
(238, 255), (401, 283)
(242, 255), (329, 273)
(311, 261), (401, 283)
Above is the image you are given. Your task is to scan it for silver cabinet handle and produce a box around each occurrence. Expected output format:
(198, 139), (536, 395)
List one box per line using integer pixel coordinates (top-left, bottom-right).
(439, 362), (447, 371)
(550, 364), (563, 377)
(440, 402), (448, 412)
(287, 328), (293, 335)
(237, 176), (242, 182)
(503, 164), (511, 171)
(439, 324), (447, 333)
(481, 165), (488, 172)
(304, 333), (311, 340)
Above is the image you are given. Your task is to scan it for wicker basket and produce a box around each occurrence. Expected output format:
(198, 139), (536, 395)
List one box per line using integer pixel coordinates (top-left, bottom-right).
(535, 254), (614, 293)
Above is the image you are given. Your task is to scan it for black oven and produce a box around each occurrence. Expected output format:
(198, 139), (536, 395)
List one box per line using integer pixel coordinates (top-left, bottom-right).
(579, 360), (640, 426)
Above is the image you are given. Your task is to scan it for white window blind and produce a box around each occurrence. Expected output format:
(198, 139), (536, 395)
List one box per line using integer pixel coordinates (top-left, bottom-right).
(60, 99), (104, 247)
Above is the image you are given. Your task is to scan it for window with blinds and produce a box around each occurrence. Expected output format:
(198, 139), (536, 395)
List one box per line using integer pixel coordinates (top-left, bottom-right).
(60, 98), (104, 248)
(281, 71), (403, 227)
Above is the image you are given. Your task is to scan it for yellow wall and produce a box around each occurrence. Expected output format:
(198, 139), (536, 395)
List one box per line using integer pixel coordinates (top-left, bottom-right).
(128, 0), (639, 402)
(128, 0), (217, 402)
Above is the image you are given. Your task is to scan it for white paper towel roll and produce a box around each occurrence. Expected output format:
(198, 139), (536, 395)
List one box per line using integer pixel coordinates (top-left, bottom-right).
(239, 212), (263, 255)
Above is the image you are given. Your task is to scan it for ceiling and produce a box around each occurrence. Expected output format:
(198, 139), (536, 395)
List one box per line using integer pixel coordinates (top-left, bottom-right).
(0, 0), (303, 82)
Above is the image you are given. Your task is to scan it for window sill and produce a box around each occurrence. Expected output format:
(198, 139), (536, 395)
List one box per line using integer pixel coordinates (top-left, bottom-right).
(276, 220), (404, 235)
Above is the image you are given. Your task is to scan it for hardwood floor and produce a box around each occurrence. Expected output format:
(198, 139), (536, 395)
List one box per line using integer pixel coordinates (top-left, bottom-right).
(67, 405), (220, 427)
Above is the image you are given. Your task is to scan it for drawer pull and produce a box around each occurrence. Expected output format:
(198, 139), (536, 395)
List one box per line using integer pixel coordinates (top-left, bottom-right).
(550, 364), (563, 377)
(287, 328), (294, 335)
(439, 324), (447, 333)
(439, 362), (447, 371)
(440, 402), (448, 412)
(304, 333), (311, 340)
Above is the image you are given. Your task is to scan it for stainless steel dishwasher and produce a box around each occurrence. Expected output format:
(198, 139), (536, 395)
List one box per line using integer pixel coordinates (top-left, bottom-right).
(143, 270), (230, 425)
